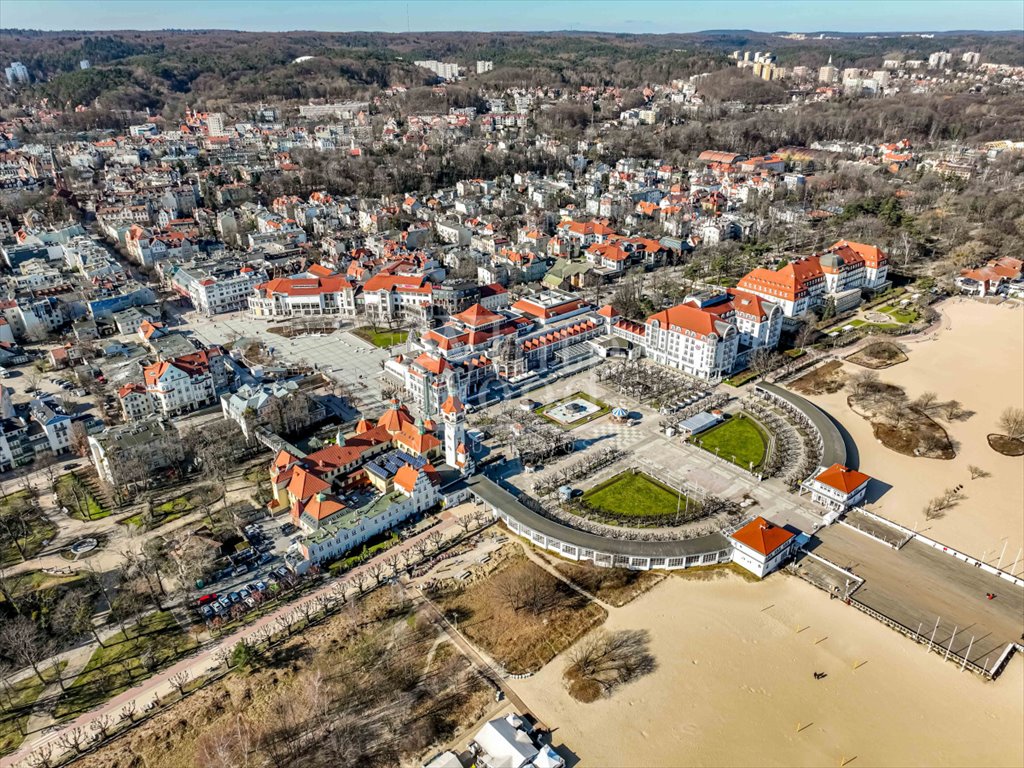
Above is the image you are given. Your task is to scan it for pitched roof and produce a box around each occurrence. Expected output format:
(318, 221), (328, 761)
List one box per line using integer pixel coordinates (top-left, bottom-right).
(441, 394), (465, 415)
(453, 303), (503, 328)
(392, 463), (422, 494)
(730, 516), (796, 557)
(286, 467), (331, 501)
(814, 463), (871, 494)
(646, 302), (725, 339)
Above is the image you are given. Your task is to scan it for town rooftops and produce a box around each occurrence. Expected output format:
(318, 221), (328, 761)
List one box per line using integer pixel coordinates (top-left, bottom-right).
(730, 516), (796, 557)
(814, 463), (871, 494)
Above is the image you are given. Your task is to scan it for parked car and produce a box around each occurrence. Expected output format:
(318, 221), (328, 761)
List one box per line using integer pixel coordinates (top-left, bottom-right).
(257, 552), (273, 566)
(244, 597), (257, 609)
(211, 602), (225, 615)
(279, 523), (297, 535)
(228, 591), (241, 603)
(197, 593), (218, 606)
(231, 564), (248, 577)
(254, 581), (268, 592)
(275, 566), (289, 578)
(217, 596), (231, 609)
(239, 588), (251, 600)
(201, 605), (214, 618)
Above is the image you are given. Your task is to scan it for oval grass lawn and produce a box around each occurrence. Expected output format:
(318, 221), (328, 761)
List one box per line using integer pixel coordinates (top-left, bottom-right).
(694, 415), (768, 469)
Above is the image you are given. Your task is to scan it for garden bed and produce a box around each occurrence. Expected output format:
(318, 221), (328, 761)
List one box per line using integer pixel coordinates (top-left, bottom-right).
(987, 433), (1024, 457)
(848, 386), (955, 460)
(552, 559), (665, 607)
(437, 553), (606, 674)
(789, 359), (847, 395)
(846, 341), (909, 369)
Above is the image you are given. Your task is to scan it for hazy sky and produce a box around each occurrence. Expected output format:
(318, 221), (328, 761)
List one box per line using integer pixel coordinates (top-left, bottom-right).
(2, 0), (1022, 34)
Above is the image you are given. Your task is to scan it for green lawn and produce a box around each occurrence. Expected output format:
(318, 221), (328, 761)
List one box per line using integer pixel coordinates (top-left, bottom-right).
(724, 369), (759, 387)
(0, 492), (58, 567)
(0, 662), (66, 756)
(581, 472), (689, 518)
(328, 530), (401, 574)
(56, 474), (111, 521)
(121, 494), (199, 530)
(53, 611), (197, 720)
(694, 415), (768, 469)
(885, 307), (918, 323)
(540, 391), (611, 430)
(353, 327), (408, 348)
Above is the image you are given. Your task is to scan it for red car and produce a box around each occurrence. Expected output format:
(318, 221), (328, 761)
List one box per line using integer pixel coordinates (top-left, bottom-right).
(197, 594), (218, 606)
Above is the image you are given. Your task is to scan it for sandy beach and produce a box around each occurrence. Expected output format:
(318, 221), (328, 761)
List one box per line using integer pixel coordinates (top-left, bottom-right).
(508, 572), (1024, 768)
(804, 299), (1024, 570)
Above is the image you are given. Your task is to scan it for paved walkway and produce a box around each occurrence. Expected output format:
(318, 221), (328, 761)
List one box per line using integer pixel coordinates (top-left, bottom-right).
(1, 510), (461, 768)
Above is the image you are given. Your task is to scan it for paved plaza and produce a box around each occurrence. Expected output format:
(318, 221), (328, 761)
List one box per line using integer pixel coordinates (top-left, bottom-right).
(186, 312), (393, 412)
(496, 370), (829, 533)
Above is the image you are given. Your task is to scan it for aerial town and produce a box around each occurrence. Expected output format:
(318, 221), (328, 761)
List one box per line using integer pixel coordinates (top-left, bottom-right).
(0, 6), (1022, 768)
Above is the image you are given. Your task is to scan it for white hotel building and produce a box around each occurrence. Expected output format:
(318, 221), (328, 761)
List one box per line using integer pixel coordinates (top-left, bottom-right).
(737, 239), (889, 319)
(636, 289), (784, 380)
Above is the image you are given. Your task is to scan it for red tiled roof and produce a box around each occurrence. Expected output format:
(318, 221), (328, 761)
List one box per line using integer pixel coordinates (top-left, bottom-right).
(731, 516), (795, 557)
(815, 463), (871, 494)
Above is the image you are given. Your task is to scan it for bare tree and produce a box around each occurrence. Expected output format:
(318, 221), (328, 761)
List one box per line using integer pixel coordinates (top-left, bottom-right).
(384, 553), (400, 577)
(564, 629), (656, 701)
(351, 571), (369, 594)
(911, 391), (939, 414)
(847, 370), (880, 396)
(90, 712), (114, 740)
(367, 561), (386, 586)
(998, 406), (1024, 440)
(968, 464), (989, 479)
(426, 530), (445, 553)
(119, 701), (137, 724)
(169, 670), (191, 697)
(0, 616), (56, 685)
(942, 399), (964, 421)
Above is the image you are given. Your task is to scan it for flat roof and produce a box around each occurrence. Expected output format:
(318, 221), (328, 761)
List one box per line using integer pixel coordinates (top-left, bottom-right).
(756, 382), (847, 468)
(467, 474), (730, 558)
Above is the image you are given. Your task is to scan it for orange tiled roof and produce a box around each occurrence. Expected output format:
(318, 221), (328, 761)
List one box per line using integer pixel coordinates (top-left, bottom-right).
(731, 516), (795, 556)
(815, 463), (871, 494)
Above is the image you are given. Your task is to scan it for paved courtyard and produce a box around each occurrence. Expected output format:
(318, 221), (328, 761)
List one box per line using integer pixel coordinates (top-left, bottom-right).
(185, 312), (392, 412)
(491, 370), (829, 533)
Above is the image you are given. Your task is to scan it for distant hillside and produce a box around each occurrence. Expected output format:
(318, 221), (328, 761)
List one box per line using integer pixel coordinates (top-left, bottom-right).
(0, 29), (1020, 112)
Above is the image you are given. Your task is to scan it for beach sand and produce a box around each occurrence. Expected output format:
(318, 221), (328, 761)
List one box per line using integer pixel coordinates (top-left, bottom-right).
(804, 299), (1024, 570)
(508, 572), (1024, 768)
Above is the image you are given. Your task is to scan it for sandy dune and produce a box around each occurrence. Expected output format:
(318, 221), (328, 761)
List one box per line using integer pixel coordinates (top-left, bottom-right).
(509, 572), (1024, 768)
(805, 300), (1024, 570)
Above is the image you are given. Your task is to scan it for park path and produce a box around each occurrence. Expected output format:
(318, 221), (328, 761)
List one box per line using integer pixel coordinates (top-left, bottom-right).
(1, 510), (460, 768)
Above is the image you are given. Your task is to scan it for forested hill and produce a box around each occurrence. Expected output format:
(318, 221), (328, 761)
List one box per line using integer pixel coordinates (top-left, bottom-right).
(0, 29), (1021, 113)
